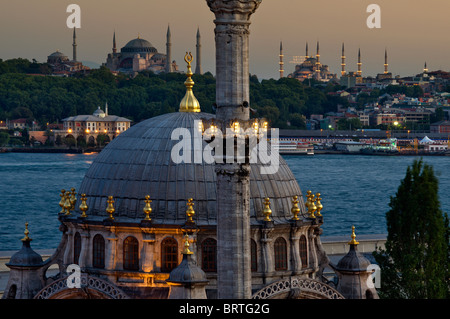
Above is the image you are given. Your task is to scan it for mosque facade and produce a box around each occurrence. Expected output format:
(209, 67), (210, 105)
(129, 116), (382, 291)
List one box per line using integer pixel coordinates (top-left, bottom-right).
(3, 0), (377, 300)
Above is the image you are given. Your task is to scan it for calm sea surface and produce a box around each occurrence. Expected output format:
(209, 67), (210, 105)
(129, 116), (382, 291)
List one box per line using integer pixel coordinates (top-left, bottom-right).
(0, 152), (448, 251)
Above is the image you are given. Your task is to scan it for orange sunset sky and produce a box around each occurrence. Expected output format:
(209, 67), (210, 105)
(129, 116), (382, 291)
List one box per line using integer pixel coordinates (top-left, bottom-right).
(0, 0), (448, 79)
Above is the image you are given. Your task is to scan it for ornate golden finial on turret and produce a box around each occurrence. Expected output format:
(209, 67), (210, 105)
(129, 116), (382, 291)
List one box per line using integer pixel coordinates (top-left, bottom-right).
(21, 222), (31, 242)
(186, 198), (195, 223)
(307, 193), (317, 219)
(315, 193), (323, 217)
(106, 196), (115, 220)
(79, 193), (88, 218)
(291, 196), (300, 221)
(63, 191), (72, 215)
(182, 233), (193, 255)
(263, 197), (272, 222)
(69, 188), (77, 213)
(143, 195), (152, 221)
(348, 225), (359, 245)
(179, 52), (201, 113)
(59, 189), (66, 214)
(305, 190), (312, 211)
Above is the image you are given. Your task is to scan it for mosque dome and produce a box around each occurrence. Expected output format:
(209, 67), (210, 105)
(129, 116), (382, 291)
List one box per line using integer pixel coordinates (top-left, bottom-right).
(121, 37), (158, 54)
(93, 106), (106, 118)
(49, 50), (67, 57)
(78, 111), (305, 225)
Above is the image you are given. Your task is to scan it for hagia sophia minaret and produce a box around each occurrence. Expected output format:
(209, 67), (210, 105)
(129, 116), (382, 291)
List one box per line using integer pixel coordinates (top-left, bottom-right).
(341, 43), (346, 76)
(195, 28), (203, 75)
(384, 48), (389, 74)
(166, 25), (173, 73)
(279, 41), (284, 78)
(112, 31), (117, 54)
(357, 48), (362, 77)
(72, 27), (77, 62)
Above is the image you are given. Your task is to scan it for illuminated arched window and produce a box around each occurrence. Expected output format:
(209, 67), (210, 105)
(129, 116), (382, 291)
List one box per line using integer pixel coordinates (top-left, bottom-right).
(201, 238), (217, 272)
(299, 235), (308, 269)
(123, 236), (139, 271)
(274, 237), (287, 271)
(73, 232), (81, 265)
(93, 234), (105, 269)
(161, 237), (178, 272)
(250, 239), (257, 272)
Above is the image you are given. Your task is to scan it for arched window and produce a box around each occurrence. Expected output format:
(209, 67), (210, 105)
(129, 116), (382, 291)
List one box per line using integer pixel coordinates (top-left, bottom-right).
(201, 238), (217, 272)
(299, 235), (308, 269)
(6, 285), (16, 299)
(250, 239), (257, 272)
(161, 237), (178, 272)
(93, 234), (105, 269)
(274, 237), (287, 271)
(123, 236), (139, 271)
(73, 232), (81, 265)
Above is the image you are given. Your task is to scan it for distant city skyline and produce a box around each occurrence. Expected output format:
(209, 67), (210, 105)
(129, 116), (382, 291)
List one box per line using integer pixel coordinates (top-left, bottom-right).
(0, 0), (449, 79)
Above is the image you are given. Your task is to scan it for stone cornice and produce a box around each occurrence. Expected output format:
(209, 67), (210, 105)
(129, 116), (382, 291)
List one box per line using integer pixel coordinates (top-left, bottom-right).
(206, 0), (262, 21)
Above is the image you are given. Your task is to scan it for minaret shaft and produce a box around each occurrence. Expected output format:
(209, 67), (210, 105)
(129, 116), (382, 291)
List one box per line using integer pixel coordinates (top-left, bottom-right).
(279, 41), (284, 79)
(72, 28), (77, 62)
(166, 25), (173, 73)
(195, 28), (203, 75)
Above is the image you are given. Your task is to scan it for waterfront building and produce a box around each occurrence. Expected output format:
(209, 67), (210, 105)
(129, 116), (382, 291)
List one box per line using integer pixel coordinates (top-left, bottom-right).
(3, 1), (376, 300)
(430, 120), (450, 134)
(56, 103), (132, 145)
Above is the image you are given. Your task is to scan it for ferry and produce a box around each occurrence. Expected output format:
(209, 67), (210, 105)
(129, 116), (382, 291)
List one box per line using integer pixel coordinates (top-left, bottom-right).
(272, 139), (314, 155)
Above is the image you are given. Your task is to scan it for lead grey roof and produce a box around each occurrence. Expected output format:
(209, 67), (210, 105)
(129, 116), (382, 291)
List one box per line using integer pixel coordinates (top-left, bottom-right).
(77, 112), (306, 225)
(62, 115), (131, 122)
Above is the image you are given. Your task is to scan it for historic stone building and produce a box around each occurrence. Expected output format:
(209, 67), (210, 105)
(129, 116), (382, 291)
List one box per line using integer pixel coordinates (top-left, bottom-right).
(3, 0), (377, 300)
(104, 27), (181, 74)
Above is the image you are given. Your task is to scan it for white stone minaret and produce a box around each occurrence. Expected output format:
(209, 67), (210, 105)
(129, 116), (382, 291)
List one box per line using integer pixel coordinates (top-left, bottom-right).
(166, 25), (173, 73)
(341, 43), (346, 77)
(206, 0), (262, 299)
(279, 41), (284, 78)
(195, 28), (203, 75)
(357, 48), (362, 77)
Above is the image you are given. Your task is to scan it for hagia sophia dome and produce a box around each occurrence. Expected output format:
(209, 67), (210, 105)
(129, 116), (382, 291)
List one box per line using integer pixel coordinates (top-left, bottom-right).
(121, 37), (158, 54)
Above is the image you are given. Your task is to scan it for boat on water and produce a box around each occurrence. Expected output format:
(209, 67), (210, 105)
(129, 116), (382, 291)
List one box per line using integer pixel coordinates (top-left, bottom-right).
(360, 138), (399, 155)
(272, 139), (314, 155)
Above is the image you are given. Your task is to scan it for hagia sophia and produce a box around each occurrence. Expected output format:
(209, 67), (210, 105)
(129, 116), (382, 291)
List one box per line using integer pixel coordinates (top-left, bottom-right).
(3, 0), (379, 300)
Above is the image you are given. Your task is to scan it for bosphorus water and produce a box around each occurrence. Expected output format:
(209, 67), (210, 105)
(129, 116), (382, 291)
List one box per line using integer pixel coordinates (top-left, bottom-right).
(0, 152), (449, 251)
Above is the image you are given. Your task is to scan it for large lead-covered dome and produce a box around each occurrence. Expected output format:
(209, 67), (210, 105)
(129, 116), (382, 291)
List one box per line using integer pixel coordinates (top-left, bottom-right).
(121, 38), (158, 54)
(78, 112), (305, 225)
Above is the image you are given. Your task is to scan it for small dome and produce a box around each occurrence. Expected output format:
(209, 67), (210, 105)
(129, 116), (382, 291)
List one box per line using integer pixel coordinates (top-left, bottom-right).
(7, 241), (43, 268)
(49, 50), (66, 57)
(335, 245), (371, 272)
(166, 254), (208, 284)
(93, 106), (106, 117)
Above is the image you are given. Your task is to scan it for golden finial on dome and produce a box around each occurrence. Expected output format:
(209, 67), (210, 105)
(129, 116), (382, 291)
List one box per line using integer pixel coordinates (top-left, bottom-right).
(21, 222), (31, 242)
(186, 198), (195, 223)
(59, 189), (66, 214)
(307, 192), (317, 219)
(64, 191), (72, 215)
(69, 188), (77, 213)
(263, 197), (272, 222)
(182, 233), (193, 255)
(348, 225), (359, 245)
(179, 52), (201, 113)
(315, 193), (323, 217)
(291, 196), (300, 221)
(143, 195), (152, 221)
(106, 196), (115, 220)
(79, 193), (88, 218)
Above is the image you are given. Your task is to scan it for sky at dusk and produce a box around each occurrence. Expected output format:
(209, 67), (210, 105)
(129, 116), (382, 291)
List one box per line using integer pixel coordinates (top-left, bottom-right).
(0, 0), (449, 80)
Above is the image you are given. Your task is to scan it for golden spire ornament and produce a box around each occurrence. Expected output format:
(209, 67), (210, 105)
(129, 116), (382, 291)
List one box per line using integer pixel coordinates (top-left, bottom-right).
(64, 191), (72, 215)
(21, 222), (31, 242)
(291, 196), (300, 221)
(59, 189), (66, 214)
(106, 196), (115, 220)
(348, 225), (359, 245)
(179, 52), (201, 113)
(315, 193), (323, 217)
(263, 197), (272, 222)
(143, 195), (152, 221)
(307, 193), (317, 219)
(69, 188), (77, 213)
(186, 198), (195, 223)
(79, 193), (88, 218)
(182, 233), (193, 255)
(305, 190), (312, 211)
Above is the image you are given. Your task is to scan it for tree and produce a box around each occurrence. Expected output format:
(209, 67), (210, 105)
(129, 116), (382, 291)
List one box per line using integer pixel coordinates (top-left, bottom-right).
(0, 132), (9, 146)
(96, 133), (110, 147)
(373, 159), (449, 298)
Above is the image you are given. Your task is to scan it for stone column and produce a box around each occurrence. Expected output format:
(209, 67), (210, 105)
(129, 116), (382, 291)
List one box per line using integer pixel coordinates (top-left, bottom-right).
(78, 233), (90, 269)
(290, 229), (301, 274)
(63, 228), (74, 266)
(105, 230), (118, 270)
(207, 0), (262, 121)
(141, 235), (156, 273)
(207, 0), (262, 300)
